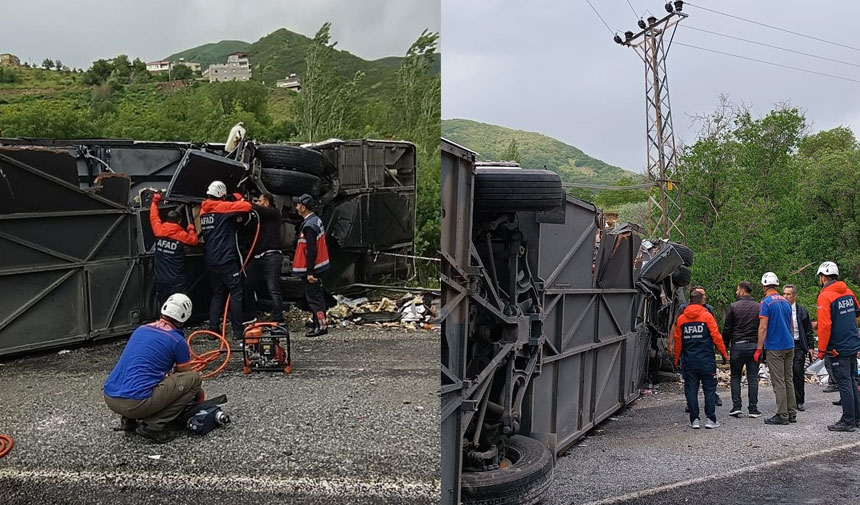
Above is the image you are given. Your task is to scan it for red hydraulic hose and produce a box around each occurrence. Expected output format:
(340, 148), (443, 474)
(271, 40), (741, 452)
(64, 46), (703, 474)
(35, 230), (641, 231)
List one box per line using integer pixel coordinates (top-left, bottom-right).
(186, 213), (261, 379)
(0, 434), (12, 458)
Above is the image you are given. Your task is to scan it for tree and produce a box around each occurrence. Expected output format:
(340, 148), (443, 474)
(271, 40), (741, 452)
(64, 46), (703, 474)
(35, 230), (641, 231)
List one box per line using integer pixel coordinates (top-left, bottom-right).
(41, 58), (54, 70)
(296, 22), (339, 142)
(171, 63), (193, 80)
(54, 60), (63, 71)
(295, 22), (366, 142)
(501, 138), (521, 163)
(83, 59), (113, 85)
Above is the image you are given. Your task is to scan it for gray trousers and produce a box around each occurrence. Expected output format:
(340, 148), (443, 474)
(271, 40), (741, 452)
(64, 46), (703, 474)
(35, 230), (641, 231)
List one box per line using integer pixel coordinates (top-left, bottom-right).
(104, 371), (202, 431)
(767, 349), (797, 419)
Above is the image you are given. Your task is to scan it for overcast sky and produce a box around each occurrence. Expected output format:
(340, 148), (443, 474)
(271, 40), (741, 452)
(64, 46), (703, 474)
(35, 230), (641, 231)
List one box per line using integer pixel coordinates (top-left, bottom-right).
(0, 0), (439, 69)
(443, 0), (860, 173)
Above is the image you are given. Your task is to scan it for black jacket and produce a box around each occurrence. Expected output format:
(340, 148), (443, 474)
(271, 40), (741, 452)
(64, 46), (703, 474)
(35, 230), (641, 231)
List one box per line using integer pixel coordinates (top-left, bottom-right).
(251, 204), (283, 253)
(792, 303), (815, 353)
(723, 295), (760, 347)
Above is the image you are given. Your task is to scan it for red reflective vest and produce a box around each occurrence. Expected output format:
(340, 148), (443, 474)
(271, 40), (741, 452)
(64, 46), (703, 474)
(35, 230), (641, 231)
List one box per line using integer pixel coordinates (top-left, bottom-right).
(292, 213), (330, 275)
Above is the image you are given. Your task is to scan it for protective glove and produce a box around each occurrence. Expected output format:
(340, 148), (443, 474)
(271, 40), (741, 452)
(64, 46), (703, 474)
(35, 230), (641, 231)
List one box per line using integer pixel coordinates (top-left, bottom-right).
(721, 354), (728, 365)
(232, 192), (244, 201)
(817, 350), (825, 360)
(754, 349), (763, 363)
(186, 223), (196, 233)
(152, 192), (162, 203)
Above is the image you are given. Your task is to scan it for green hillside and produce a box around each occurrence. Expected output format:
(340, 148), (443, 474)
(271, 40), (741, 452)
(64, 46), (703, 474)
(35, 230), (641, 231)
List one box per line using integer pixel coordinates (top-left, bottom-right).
(165, 40), (251, 69)
(441, 119), (640, 185)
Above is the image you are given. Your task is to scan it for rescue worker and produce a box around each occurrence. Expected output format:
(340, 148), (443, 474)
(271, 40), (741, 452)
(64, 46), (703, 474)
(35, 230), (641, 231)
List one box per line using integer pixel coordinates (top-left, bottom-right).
(754, 272), (797, 426)
(677, 285), (722, 409)
(149, 192), (198, 308)
(674, 289), (728, 429)
(103, 293), (202, 443)
(200, 180), (252, 340)
(245, 192), (285, 323)
(782, 284), (815, 411)
(723, 281), (762, 418)
(815, 261), (860, 432)
(292, 194), (330, 337)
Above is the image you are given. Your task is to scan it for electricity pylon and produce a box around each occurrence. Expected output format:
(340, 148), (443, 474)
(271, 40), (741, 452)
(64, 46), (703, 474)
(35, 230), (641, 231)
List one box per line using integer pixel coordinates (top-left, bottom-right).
(615, 1), (688, 243)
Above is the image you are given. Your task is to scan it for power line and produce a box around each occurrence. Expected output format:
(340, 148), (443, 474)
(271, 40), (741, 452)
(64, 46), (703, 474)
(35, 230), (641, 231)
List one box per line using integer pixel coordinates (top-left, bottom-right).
(675, 42), (860, 84)
(585, 0), (616, 35)
(685, 2), (860, 54)
(682, 25), (860, 70)
(625, 0), (640, 19)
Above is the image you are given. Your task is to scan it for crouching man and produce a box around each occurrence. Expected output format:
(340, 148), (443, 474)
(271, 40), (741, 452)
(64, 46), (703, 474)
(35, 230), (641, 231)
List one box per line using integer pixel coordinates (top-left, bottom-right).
(103, 293), (202, 443)
(674, 289), (728, 429)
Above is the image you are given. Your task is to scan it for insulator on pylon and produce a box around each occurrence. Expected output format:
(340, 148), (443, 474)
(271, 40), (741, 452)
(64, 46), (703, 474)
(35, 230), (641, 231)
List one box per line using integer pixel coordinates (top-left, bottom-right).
(665, 2), (674, 13)
(638, 19), (647, 29)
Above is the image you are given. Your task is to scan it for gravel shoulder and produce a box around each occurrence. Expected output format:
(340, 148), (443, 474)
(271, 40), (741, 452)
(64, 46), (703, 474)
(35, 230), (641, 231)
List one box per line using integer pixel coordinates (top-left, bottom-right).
(0, 325), (440, 505)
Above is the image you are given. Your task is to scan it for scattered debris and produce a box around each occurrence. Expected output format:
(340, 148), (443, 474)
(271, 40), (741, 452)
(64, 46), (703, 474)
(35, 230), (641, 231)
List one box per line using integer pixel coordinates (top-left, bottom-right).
(57, 350), (70, 355)
(322, 292), (440, 329)
(147, 455), (162, 460)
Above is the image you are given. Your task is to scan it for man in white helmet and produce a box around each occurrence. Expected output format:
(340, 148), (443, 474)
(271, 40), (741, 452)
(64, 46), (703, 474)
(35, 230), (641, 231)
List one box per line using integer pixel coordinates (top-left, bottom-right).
(200, 180), (252, 339)
(755, 271), (797, 426)
(103, 293), (203, 443)
(815, 261), (860, 432)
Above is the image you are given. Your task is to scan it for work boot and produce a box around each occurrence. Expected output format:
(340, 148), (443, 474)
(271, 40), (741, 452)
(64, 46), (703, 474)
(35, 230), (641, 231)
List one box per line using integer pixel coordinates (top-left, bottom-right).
(306, 327), (328, 338)
(824, 384), (839, 393)
(833, 399), (842, 406)
(796, 403), (805, 411)
(305, 319), (315, 329)
(764, 415), (789, 425)
(748, 407), (762, 418)
(827, 421), (857, 432)
(789, 415), (797, 423)
(729, 407), (742, 417)
(134, 424), (178, 443)
(119, 416), (138, 432)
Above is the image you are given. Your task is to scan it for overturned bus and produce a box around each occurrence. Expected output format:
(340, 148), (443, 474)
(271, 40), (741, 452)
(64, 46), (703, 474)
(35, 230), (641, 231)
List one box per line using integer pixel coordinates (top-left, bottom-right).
(0, 135), (416, 357)
(441, 138), (691, 505)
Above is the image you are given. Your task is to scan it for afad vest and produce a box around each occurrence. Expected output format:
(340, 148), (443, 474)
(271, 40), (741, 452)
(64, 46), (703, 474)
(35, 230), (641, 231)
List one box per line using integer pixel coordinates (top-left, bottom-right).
(817, 280), (860, 355)
(200, 198), (252, 267)
(150, 201), (198, 284)
(293, 213), (330, 274)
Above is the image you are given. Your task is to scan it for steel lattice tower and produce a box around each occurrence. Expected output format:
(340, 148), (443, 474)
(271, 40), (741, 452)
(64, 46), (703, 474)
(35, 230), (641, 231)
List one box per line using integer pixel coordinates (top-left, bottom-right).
(616, 2), (688, 243)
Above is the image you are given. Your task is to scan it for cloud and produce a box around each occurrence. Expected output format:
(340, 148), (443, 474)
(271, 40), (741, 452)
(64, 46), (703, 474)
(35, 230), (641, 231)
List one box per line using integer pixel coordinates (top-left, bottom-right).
(0, 0), (439, 69)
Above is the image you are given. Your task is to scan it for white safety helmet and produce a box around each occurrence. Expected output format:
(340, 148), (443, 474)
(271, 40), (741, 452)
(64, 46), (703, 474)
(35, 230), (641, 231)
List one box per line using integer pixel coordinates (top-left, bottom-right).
(761, 272), (779, 287)
(817, 261), (839, 277)
(161, 293), (193, 323)
(206, 180), (227, 198)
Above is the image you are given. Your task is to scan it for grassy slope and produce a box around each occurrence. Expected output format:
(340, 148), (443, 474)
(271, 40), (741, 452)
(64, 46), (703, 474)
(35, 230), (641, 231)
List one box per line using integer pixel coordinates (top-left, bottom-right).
(441, 118), (641, 184)
(164, 40), (251, 69)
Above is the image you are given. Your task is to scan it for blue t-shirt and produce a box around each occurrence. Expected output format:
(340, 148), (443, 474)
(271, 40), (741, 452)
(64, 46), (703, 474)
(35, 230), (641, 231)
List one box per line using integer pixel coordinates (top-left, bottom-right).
(759, 293), (794, 351)
(103, 321), (191, 400)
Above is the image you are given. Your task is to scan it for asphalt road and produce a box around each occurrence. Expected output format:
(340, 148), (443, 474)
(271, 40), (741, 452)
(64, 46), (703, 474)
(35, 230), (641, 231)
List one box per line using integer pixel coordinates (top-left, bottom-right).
(547, 380), (860, 505)
(0, 324), (440, 505)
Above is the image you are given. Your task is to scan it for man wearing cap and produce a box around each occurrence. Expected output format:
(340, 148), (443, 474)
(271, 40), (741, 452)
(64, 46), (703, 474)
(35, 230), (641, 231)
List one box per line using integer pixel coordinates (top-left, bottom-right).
(200, 180), (252, 339)
(815, 261), (860, 432)
(245, 192), (285, 323)
(103, 293), (202, 443)
(755, 271), (797, 426)
(292, 194), (330, 337)
(149, 192), (198, 308)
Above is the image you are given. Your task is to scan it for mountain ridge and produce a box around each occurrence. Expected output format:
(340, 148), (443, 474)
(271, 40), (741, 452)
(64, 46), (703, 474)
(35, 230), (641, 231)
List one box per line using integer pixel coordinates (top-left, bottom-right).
(441, 118), (641, 185)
